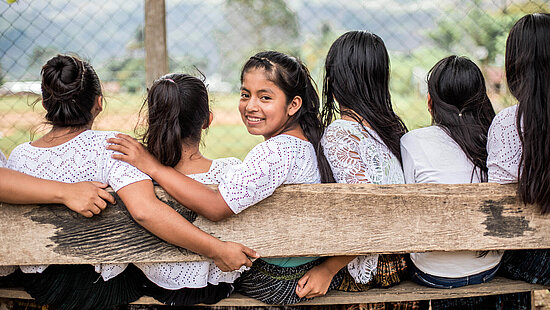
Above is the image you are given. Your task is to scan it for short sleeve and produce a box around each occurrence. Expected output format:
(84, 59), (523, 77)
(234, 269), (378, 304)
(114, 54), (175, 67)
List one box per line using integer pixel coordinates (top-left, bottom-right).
(103, 133), (151, 192)
(400, 136), (417, 184)
(218, 140), (290, 214)
(0, 151), (6, 167)
(487, 106), (521, 184)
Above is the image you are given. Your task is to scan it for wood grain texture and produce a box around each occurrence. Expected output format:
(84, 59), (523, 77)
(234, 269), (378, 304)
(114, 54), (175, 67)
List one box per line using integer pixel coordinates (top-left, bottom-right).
(1, 183), (549, 266)
(0, 278), (545, 305)
(145, 0), (168, 87)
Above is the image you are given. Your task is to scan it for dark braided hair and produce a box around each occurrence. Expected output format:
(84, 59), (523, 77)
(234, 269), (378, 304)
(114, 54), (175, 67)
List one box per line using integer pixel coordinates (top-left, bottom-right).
(40, 55), (102, 128)
(241, 51), (335, 183)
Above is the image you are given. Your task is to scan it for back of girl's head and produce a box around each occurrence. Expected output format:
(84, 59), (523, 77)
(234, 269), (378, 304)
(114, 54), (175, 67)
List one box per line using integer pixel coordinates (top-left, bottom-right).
(505, 13), (550, 213)
(241, 51), (334, 183)
(41, 55), (102, 128)
(428, 55), (495, 182)
(142, 73), (210, 167)
(322, 30), (407, 162)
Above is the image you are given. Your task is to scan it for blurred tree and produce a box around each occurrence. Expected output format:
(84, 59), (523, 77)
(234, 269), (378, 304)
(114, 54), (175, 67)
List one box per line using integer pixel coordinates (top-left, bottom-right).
(428, 0), (549, 65)
(104, 26), (145, 93)
(214, 0), (300, 89)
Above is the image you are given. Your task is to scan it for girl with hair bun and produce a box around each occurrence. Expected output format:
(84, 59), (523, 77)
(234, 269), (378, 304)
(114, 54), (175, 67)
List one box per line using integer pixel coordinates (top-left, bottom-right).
(109, 50), (346, 305)
(5, 55), (257, 310)
(488, 13), (550, 286)
(401, 56), (501, 292)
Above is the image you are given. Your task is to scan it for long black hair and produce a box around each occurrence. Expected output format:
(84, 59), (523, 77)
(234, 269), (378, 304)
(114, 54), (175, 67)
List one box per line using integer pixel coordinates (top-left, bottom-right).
(322, 30), (407, 162)
(40, 55), (102, 128)
(141, 74), (210, 167)
(241, 51), (335, 183)
(506, 13), (550, 213)
(428, 56), (495, 182)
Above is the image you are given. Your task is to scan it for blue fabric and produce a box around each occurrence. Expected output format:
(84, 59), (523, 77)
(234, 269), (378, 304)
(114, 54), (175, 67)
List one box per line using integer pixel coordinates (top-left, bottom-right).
(262, 257), (318, 267)
(410, 262), (499, 289)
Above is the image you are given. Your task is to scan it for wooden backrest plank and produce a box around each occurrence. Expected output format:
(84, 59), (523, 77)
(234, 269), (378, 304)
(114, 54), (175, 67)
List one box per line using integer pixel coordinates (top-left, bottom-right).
(1, 183), (548, 265)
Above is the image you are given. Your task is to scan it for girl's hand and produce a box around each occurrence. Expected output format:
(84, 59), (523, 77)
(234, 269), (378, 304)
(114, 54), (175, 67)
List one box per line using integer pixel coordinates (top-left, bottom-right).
(295, 264), (336, 299)
(63, 182), (116, 218)
(107, 134), (161, 176)
(211, 241), (259, 272)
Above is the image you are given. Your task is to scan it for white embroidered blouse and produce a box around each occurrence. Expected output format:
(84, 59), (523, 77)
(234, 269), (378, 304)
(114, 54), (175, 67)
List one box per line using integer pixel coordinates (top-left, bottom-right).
(6, 130), (151, 281)
(322, 119), (405, 284)
(487, 105), (521, 184)
(135, 157), (247, 289)
(218, 134), (321, 214)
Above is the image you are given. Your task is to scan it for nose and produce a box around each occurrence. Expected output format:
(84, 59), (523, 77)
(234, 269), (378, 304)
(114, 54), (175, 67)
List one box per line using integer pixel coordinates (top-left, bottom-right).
(245, 96), (260, 112)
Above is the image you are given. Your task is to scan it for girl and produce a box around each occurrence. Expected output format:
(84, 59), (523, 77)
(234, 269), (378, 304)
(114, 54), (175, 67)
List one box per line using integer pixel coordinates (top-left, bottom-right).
(108, 51), (346, 305)
(401, 56), (501, 290)
(309, 30), (420, 309)
(133, 73), (245, 306)
(487, 13), (550, 285)
(6, 55), (256, 310)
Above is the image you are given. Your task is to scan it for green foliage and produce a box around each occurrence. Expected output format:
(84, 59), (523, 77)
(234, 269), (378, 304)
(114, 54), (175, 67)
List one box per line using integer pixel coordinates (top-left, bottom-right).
(104, 57), (145, 93)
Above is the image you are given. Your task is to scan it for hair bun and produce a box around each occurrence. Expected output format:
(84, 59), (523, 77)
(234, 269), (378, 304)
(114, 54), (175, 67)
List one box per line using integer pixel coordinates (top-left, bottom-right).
(52, 56), (79, 85)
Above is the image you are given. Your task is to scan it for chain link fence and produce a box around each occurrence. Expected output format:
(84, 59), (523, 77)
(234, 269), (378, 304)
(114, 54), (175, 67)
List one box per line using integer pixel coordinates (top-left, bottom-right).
(1, 0), (548, 159)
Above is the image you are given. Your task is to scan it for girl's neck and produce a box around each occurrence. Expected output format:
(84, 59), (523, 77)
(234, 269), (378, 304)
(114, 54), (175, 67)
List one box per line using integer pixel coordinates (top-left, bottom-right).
(31, 125), (91, 148)
(174, 145), (213, 175)
(340, 107), (372, 129)
(270, 124), (308, 141)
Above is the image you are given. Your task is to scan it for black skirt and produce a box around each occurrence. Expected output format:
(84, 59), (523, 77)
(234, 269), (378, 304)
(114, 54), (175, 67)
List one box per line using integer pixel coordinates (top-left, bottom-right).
(22, 264), (145, 310)
(142, 277), (233, 306)
(235, 258), (345, 305)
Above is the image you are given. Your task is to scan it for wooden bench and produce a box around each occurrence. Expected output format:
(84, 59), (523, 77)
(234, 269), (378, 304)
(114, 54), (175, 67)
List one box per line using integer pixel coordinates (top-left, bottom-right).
(1, 183), (549, 307)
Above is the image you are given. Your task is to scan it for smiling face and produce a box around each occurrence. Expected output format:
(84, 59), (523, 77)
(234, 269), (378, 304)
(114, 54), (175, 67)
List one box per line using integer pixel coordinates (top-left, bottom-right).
(239, 68), (296, 140)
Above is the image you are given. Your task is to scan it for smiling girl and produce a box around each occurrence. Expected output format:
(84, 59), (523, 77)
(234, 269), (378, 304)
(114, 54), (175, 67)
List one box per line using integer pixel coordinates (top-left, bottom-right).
(108, 51), (344, 304)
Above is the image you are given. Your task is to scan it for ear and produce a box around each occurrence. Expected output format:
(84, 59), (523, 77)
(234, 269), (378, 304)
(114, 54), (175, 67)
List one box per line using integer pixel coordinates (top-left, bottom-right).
(427, 93), (433, 113)
(287, 96), (303, 117)
(203, 112), (213, 129)
(96, 95), (103, 112)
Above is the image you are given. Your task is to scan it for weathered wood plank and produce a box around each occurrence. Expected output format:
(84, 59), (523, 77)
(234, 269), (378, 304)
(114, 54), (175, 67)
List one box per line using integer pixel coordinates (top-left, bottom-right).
(145, 0), (168, 87)
(0, 278), (545, 305)
(1, 183), (549, 266)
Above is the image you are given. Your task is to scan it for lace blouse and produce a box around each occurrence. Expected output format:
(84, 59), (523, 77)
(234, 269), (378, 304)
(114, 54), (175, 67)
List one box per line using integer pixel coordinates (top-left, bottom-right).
(135, 157), (247, 289)
(322, 119), (405, 284)
(487, 105), (521, 184)
(6, 130), (151, 281)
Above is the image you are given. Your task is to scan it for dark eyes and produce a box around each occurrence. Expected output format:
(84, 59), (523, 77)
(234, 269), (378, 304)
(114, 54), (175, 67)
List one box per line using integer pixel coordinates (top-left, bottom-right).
(240, 93), (250, 99)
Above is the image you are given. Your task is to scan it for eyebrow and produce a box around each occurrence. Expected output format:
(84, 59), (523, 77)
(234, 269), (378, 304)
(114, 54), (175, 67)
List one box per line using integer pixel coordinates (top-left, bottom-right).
(239, 86), (274, 94)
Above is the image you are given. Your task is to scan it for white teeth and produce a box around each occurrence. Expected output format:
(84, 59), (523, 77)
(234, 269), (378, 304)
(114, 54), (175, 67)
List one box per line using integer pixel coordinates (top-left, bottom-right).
(247, 116), (262, 122)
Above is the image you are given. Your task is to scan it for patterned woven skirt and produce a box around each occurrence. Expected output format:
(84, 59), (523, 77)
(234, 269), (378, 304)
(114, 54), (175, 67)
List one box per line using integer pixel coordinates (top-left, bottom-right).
(499, 249), (550, 285)
(22, 264), (145, 310)
(235, 258), (345, 305)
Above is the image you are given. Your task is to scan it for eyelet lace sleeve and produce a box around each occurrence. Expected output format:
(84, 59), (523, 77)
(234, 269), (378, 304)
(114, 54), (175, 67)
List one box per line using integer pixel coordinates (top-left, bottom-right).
(487, 105), (521, 184)
(322, 120), (404, 284)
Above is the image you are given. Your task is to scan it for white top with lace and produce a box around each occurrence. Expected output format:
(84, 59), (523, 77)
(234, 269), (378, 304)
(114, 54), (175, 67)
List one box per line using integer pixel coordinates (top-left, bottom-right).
(401, 126), (502, 277)
(135, 157), (247, 289)
(322, 119), (404, 284)
(6, 130), (151, 281)
(487, 105), (521, 184)
(218, 134), (320, 214)
(0, 150), (6, 167)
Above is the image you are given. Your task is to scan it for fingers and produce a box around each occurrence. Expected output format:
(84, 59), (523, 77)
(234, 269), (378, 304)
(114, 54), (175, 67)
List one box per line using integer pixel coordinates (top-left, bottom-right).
(296, 281), (313, 298)
(94, 196), (107, 210)
(82, 211), (94, 218)
(91, 181), (108, 189)
(106, 143), (130, 155)
(97, 187), (116, 204)
(242, 245), (260, 259)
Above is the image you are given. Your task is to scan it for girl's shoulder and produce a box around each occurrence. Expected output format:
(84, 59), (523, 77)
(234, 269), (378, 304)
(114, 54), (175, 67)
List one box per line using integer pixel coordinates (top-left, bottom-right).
(325, 119), (367, 137)
(189, 157), (242, 184)
(401, 126), (448, 146)
(250, 134), (314, 157)
(491, 105), (518, 130)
